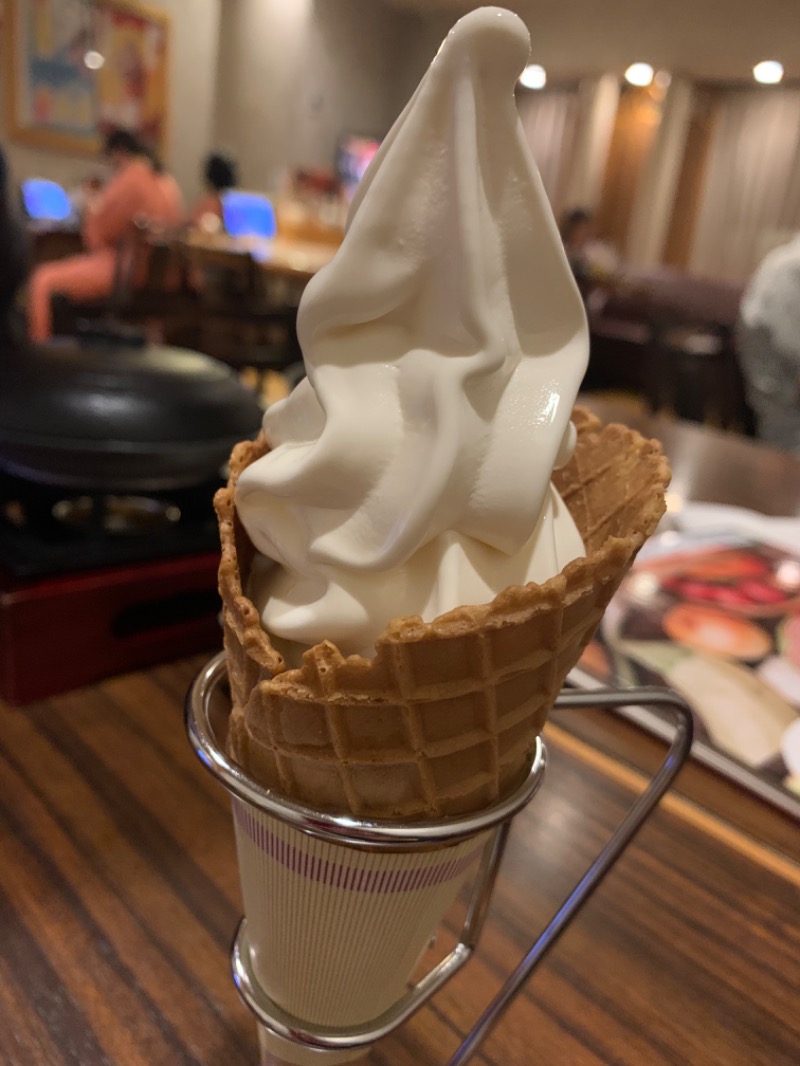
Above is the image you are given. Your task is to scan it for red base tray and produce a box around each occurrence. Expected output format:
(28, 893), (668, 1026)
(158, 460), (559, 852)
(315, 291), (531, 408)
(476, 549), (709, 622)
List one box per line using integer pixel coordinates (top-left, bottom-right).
(0, 551), (222, 704)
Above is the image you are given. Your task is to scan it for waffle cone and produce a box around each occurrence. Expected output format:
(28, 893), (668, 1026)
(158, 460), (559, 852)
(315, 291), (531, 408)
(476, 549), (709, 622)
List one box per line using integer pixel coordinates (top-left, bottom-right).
(215, 406), (670, 819)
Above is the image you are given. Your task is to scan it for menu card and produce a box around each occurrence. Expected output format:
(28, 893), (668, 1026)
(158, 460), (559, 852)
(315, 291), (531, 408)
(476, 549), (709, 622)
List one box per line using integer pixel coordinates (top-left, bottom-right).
(572, 504), (800, 817)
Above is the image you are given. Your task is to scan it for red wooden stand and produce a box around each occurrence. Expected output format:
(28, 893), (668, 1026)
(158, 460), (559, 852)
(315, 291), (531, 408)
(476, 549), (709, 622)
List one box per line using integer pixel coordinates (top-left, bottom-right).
(0, 551), (222, 704)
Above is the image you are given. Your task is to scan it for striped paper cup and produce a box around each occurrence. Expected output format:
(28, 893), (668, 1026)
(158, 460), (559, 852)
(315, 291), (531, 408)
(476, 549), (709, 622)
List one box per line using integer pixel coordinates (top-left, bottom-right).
(187, 655), (546, 1066)
(234, 796), (489, 1033)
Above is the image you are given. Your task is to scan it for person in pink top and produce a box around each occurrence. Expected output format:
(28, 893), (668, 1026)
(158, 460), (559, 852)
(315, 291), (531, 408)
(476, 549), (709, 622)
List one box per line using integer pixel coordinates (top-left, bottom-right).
(27, 128), (184, 341)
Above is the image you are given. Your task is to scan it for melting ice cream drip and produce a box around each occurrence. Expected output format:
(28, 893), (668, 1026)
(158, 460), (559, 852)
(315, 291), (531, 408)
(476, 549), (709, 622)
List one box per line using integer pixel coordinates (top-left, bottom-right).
(236, 6), (589, 658)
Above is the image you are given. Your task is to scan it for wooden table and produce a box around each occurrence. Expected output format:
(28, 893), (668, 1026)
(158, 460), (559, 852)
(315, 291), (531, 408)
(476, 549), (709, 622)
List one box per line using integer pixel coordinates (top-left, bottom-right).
(183, 232), (337, 283)
(581, 395), (800, 518)
(29, 226), (83, 267)
(1, 652), (798, 1066)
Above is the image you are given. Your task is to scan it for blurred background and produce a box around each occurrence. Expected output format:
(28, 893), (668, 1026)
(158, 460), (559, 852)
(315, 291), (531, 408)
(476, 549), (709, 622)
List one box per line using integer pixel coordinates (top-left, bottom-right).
(4, 0), (800, 279)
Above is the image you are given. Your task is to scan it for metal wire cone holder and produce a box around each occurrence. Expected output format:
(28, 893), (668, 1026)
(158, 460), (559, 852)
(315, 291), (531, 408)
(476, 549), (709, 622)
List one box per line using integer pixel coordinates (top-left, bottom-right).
(186, 652), (693, 1065)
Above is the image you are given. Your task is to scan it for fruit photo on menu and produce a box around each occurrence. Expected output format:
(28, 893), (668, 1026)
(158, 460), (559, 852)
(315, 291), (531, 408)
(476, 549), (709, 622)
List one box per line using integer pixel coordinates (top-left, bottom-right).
(577, 529), (800, 804)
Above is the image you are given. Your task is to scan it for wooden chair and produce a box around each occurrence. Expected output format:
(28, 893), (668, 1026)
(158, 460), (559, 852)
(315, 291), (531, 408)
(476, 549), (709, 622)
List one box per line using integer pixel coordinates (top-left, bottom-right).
(113, 223), (199, 343)
(584, 268), (748, 411)
(183, 243), (302, 387)
(51, 221), (198, 345)
(644, 313), (755, 434)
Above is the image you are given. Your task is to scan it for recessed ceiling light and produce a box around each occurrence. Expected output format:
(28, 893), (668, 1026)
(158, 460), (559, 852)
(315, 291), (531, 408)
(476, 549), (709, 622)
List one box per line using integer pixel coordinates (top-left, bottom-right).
(624, 62), (654, 87)
(519, 64), (547, 90)
(753, 60), (783, 84)
(83, 49), (105, 70)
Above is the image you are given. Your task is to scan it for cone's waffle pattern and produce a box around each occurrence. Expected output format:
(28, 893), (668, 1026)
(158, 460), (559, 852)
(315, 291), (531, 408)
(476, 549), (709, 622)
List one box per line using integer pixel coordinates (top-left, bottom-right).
(216, 407), (670, 819)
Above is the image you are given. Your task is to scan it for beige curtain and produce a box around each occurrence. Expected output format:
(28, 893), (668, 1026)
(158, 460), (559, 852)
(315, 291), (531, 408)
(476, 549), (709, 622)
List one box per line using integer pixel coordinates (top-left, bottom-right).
(562, 75), (620, 214)
(689, 88), (800, 281)
(517, 88), (580, 219)
(626, 78), (694, 268)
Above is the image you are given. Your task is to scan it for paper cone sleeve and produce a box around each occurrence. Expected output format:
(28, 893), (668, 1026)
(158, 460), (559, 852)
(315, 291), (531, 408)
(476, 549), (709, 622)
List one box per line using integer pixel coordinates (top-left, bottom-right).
(215, 406), (670, 819)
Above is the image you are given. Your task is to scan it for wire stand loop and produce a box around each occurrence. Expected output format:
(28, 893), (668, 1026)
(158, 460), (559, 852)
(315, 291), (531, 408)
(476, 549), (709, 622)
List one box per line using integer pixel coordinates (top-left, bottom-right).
(186, 654), (693, 1064)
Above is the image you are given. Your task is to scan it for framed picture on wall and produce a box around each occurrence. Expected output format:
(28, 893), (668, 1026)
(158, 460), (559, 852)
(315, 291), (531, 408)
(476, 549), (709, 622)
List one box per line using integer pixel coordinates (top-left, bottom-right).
(3, 0), (170, 158)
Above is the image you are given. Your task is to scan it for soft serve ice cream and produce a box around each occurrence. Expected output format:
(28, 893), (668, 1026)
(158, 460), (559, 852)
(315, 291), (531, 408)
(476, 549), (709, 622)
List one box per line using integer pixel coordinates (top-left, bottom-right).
(235, 6), (589, 660)
(213, 17), (669, 1061)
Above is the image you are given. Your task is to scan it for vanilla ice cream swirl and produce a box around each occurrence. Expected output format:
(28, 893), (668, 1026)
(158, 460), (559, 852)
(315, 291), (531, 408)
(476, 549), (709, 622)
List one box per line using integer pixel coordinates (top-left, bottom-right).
(236, 7), (589, 658)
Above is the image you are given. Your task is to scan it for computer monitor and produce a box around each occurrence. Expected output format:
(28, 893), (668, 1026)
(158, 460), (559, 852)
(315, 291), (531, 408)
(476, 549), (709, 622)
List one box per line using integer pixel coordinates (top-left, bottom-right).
(221, 190), (277, 239)
(21, 178), (72, 223)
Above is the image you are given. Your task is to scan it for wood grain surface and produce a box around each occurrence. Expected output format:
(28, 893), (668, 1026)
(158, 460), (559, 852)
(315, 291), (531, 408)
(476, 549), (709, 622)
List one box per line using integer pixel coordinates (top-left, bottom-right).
(1, 654), (798, 1066)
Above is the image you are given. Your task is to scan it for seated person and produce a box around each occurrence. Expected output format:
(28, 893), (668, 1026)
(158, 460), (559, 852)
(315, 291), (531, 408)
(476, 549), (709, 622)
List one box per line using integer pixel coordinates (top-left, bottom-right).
(190, 152), (238, 230)
(738, 234), (800, 453)
(27, 128), (184, 341)
(559, 207), (619, 302)
(67, 174), (105, 223)
(148, 148), (184, 227)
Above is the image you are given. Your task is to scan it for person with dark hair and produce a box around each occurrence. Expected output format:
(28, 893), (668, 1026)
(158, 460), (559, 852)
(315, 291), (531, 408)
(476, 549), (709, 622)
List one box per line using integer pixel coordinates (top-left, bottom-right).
(103, 126), (147, 160)
(559, 207), (593, 248)
(559, 208), (595, 296)
(190, 151), (239, 229)
(206, 153), (238, 191)
(27, 127), (183, 341)
(559, 207), (619, 300)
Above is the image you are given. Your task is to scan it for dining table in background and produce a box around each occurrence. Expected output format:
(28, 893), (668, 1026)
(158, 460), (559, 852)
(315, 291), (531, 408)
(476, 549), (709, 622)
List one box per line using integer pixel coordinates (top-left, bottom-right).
(580, 395), (800, 519)
(28, 224), (84, 267)
(183, 230), (339, 284)
(28, 226), (339, 282)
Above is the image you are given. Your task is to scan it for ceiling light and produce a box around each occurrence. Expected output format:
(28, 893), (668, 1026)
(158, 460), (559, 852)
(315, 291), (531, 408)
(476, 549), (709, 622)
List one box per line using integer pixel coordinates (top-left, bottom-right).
(519, 64), (546, 90)
(624, 62), (654, 87)
(83, 49), (105, 70)
(654, 70), (672, 90)
(753, 60), (783, 85)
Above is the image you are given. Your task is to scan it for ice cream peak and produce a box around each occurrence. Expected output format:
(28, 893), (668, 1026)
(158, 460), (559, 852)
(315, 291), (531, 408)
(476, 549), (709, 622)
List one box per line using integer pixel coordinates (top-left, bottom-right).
(235, 6), (589, 658)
